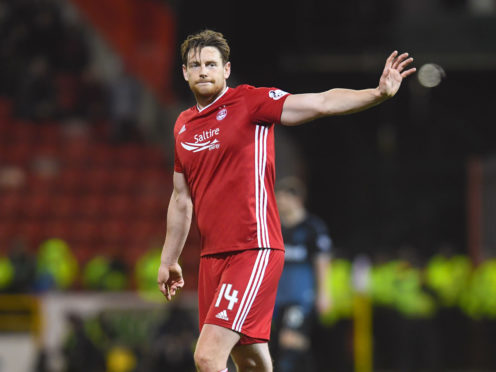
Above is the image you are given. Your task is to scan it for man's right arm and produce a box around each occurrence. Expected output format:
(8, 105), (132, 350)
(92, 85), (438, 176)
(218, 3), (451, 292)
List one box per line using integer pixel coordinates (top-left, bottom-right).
(158, 171), (193, 300)
(280, 51), (415, 126)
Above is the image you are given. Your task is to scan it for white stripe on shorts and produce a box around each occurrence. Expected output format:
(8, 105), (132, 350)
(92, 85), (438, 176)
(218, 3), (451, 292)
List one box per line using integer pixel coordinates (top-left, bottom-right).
(231, 249), (271, 332)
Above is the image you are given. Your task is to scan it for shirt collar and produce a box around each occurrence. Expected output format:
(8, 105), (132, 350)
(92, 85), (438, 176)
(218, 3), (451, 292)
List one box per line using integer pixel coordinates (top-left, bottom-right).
(197, 86), (229, 112)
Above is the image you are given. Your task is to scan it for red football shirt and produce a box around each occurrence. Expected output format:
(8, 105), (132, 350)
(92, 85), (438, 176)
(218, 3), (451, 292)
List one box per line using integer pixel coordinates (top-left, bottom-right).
(173, 84), (290, 256)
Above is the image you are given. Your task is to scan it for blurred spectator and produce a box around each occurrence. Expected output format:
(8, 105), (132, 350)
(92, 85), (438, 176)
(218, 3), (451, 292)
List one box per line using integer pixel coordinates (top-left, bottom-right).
(0, 22), (27, 96)
(77, 67), (108, 122)
(0, 254), (14, 291)
(108, 67), (142, 143)
(139, 304), (196, 372)
(54, 22), (89, 74)
(272, 176), (333, 372)
(62, 313), (106, 372)
(0, 165), (26, 189)
(34, 238), (78, 292)
(30, 154), (60, 181)
(134, 248), (162, 301)
(0, 0), (102, 124)
(26, 0), (63, 64)
(395, 246), (441, 372)
(15, 55), (57, 121)
(7, 237), (36, 293)
(82, 255), (128, 291)
(33, 348), (50, 372)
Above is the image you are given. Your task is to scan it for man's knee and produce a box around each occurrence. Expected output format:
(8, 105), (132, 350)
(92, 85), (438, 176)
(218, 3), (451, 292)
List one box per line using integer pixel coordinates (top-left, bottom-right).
(194, 348), (217, 372)
(194, 324), (240, 372)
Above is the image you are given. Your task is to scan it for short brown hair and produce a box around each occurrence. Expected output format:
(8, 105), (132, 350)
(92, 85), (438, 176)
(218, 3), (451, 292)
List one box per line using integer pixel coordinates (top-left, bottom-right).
(180, 29), (230, 65)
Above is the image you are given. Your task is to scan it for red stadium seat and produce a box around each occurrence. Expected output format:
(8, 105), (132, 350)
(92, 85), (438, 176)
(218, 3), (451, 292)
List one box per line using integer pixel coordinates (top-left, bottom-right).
(36, 123), (62, 145)
(78, 195), (103, 219)
(84, 168), (112, 193)
(58, 169), (84, 193)
(102, 194), (133, 218)
(0, 191), (23, 220)
(111, 168), (137, 193)
(115, 144), (143, 168)
(71, 221), (101, 245)
(22, 192), (51, 219)
(51, 195), (78, 219)
(88, 144), (115, 168)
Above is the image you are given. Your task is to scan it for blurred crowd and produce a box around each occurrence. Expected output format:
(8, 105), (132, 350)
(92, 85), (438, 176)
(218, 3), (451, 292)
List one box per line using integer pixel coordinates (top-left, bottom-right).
(34, 306), (197, 372)
(1, 236), (496, 371)
(317, 246), (496, 371)
(0, 0), (143, 142)
(0, 0), (99, 121)
(0, 237), (164, 293)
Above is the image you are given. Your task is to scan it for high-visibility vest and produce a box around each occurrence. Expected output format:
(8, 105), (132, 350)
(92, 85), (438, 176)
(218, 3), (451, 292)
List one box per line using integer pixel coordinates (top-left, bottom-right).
(36, 238), (78, 289)
(320, 259), (353, 325)
(0, 256), (14, 289)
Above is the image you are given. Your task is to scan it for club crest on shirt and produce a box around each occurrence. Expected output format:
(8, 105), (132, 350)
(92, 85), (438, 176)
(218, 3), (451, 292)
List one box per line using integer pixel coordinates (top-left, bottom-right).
(268, 89), (288, 100)
(216, 108), (227, 121)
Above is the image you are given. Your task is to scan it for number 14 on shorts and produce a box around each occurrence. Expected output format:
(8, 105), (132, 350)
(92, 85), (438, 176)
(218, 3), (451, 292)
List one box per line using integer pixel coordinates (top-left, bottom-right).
(215, 283), (239, 310)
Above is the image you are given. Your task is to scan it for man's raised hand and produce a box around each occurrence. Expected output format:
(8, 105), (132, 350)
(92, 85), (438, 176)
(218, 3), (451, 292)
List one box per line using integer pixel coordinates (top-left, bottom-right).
(378, 51), (416, 98)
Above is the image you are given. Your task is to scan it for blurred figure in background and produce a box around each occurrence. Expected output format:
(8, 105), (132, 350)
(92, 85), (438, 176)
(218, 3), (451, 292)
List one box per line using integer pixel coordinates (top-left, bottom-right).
(6, 237), (36, 293)
(62, 312), (106, 372)
(272, 177), (332, 372)
(395, 246), (440, 372)
(108, 65), (142, 143)
(139, 304), (197, 372)
(15, 55), (57, 121)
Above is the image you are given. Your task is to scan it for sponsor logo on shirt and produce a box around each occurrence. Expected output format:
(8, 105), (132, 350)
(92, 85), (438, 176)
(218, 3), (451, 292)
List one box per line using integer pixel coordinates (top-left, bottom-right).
(180, 128), (221, 152)
(179, 124), (186, 134)
(216, 108), (227, 121)
(268, 89), (288, 100)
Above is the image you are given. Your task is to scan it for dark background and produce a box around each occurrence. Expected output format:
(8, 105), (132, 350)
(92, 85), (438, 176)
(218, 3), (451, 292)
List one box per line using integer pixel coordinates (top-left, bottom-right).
(171, 0), (496, 259)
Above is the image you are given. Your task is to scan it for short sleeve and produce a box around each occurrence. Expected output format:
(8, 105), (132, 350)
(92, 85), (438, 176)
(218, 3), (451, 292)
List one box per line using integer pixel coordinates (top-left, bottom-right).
(174, 142), (183, 173)
(242, 85), (290, 125)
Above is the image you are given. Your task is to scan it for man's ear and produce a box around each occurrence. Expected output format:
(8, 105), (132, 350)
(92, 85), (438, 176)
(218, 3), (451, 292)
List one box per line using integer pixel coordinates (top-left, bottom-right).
(182, 64), (189, 81)
(224, 62), (231, 80)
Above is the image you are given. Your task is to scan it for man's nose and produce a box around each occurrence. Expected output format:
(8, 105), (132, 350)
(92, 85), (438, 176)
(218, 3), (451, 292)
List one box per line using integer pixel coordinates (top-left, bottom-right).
(199, 64), (208, 77)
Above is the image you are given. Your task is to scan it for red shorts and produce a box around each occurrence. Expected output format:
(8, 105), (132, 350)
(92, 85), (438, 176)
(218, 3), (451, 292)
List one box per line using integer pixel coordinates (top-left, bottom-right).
(198, 248), (284, 345)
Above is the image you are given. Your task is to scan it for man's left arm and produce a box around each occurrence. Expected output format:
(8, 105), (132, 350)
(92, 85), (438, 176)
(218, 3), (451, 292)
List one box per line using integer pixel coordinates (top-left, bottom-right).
(281, 51), (415, 126)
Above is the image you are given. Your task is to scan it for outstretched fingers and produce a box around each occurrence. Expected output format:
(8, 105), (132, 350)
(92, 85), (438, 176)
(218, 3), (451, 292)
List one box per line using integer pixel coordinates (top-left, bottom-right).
(392, 52), (410, 70)
(401, 67), (417, 78)
(397, 56), (414, 72)
(384, 50), (398, 72)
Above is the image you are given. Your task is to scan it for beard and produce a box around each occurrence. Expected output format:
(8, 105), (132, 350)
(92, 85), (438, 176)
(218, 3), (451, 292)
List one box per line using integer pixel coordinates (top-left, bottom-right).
(190, 79), (224, 99)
